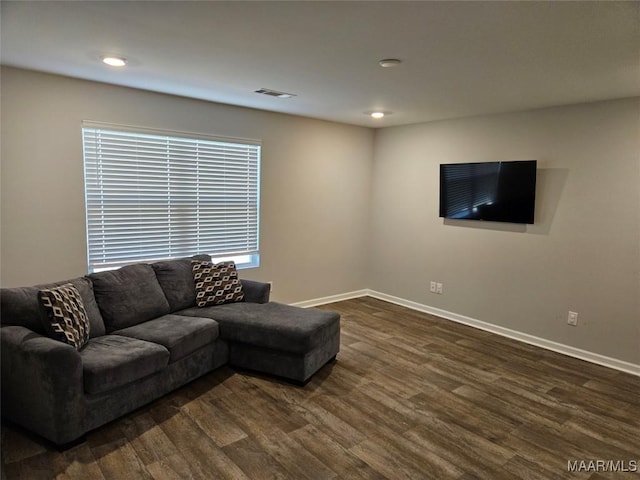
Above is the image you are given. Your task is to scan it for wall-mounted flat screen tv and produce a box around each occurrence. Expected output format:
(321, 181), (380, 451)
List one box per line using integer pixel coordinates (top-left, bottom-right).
(439, 160), (537, 224)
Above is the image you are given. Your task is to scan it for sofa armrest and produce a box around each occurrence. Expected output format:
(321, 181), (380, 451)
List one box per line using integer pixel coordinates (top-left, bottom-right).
(1, 326), (87, 445)
(240, 279), (271, 304)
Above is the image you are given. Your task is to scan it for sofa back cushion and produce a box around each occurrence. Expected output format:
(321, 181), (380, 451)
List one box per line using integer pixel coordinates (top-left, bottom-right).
(89, 264), (170, 332)
(151, 254), (211, 312)
(0, 277), (106, 338)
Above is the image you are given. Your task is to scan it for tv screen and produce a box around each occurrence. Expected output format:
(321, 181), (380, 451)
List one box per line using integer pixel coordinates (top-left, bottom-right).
(439, 160), (537, 224)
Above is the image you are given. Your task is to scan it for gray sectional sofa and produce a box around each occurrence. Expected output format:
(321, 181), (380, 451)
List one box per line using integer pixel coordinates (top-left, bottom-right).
(0, 255), (340, 446)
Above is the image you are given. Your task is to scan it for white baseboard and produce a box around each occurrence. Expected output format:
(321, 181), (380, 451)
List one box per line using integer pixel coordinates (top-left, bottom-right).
(291, 289), (370, 308)
(294, 288), (640, 377)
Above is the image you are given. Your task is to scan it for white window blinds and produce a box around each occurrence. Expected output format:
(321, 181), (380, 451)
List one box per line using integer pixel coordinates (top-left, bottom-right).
(82, 124), (260, 272)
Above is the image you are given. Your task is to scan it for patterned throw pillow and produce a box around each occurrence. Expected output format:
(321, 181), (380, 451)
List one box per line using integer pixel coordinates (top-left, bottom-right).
(191, 260), (245, 307)
(38, 283), (91, 350)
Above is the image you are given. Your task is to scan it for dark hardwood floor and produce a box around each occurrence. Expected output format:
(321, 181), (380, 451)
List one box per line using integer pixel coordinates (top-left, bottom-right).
(2, 297), (639, 479)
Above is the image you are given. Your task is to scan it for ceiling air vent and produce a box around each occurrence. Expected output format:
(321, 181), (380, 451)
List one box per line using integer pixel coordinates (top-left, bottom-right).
(254, 88), (296, 99)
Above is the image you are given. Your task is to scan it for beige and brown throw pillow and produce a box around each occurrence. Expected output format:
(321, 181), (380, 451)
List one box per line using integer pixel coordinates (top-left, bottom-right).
(192, 260), (244, 307)
(38, 283), (91, 350)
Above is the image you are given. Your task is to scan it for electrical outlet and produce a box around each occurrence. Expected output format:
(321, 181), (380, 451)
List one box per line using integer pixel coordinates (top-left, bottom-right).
(268, 281), (274, 292)
(430, 281), (437, 293)
(436, 282), (443, 294)
(567, 311), (578, 326)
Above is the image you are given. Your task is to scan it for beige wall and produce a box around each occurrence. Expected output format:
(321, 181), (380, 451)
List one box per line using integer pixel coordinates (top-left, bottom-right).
(2, 67), (638, 364)
(369, 98), (640, 364)
(0, 67), (374, 303)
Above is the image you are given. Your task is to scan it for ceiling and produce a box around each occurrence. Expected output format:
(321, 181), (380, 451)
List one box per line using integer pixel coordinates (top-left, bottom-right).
(2, 1), (639, 128)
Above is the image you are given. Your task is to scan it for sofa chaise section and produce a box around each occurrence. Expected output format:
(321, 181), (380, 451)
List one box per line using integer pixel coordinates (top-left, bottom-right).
(179, 301), (340, 383)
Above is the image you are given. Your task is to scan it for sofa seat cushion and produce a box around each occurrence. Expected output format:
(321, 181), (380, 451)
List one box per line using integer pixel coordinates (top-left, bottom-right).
(80, 335), (170, 395)
(177, 302), (340, 355)
(113, 314), (219, 363)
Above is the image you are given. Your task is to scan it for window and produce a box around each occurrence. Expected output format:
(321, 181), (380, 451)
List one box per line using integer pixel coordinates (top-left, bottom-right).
(82, 123), (260, 272)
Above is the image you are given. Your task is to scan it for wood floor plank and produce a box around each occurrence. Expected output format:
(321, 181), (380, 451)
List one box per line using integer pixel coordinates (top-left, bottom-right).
(363, 365), (427, 399)
(290, 400), (366, 450)
(350, 436), (462, 480)
(422, 352), (502, 385)
(0, 426), (48, 465)
(563, 409), (640, 454)
(289, 424), (386, 480)
(2, 296), (638, 479)
(491, 376), (581, 417)
(407, 418), (515, 467)
(403, 426), (513, 480)
(221, 435), (294, 480)
(513, 421), (639, 461)
(582, 378), (640, 406)
(452, 384), (569, 429)
(546, 384), (640, 426)
(359, 335), (430, 366)
(312, 393), (407, 439)
(494, 431), (593, 479)
(181, 397), (248, 447)
(119, 412), (182, 467)
(145, 454), (195, 480)
(308, 363), (367, 398)
(252, 430), (338, 480)
(332, 343), (390, 376)
(213, 381), (309, 435)
(243, 373), (318, 406)
(61, 443), (106, 480)
(502, 454), (576, 480)
(1, 450), (72, 480)
(150, 403), (250, 480)
(408, 388), (522, 443)
(92, 439), (152, 480)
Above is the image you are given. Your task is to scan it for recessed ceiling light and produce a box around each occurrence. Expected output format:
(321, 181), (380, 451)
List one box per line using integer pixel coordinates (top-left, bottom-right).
(101, 56), (127, 67)
(371, 112), (385, 119)
(378, 58), (402, 68)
